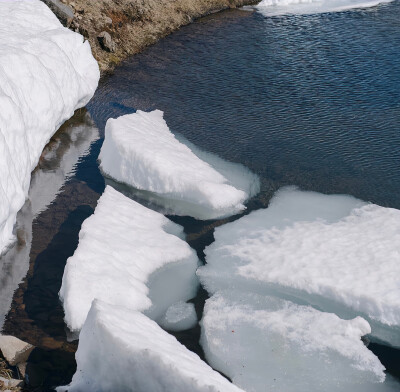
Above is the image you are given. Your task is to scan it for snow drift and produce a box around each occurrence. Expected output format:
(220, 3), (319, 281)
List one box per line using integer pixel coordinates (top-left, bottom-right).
(59, 186), (199, 332)
(256, 0), (393, 16)
(198, 187), (400, 346)
(201, 290), (390, 392)
(98, 110), (259, 220)
(0, 0), (99, 255)
(59, 300), (245, 392)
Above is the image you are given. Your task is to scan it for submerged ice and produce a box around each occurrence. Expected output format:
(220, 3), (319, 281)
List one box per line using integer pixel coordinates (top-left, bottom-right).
(98, 110), (259, 220)
(198, 187), (400, 346)
(256, 0), (393, 16)
(60, 300), (244, 392)
(201, 291), (390, 392)
(59, 186), (199, 332)
(0, 0), (99, 255)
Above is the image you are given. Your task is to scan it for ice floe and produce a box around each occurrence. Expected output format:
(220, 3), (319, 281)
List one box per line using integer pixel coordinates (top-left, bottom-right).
(98, 110), (259, 220)
(198, 187), (400, 346)
(59, 186), (199, 332)
(201, 290), (395, 392)
(159, 301), (198, 331)
(256, 0), (393, 16)
(59, 300), (244, 392)
(0, 0), (99, 255)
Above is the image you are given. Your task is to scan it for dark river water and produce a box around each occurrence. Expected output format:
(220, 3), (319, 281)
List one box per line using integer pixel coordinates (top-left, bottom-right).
(1, 2), (400, 390)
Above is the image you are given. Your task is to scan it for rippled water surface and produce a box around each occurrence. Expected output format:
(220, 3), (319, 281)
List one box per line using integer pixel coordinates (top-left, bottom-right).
(90, 2), (400, 209)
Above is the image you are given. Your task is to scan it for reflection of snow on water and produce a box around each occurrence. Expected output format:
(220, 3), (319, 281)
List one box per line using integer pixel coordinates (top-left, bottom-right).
(30, 112), (99, 218)
(0, 111), (99, 331)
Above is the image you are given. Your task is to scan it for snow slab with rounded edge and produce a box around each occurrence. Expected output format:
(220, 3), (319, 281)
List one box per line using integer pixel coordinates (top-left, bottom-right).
(159, 301), (198, 331)
(59, 186), (199, 332)
(58, 300), (245, 392)
(0, 0), (99, 255)
(198, 187), (400, 346)
(200, 291), (396, 392)
(255, 0), (393, 16)
(98, 110), (260, 220)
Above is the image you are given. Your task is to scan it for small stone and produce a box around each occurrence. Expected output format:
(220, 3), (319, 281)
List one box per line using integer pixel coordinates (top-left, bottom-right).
(97, 31), (116, 53)
(0, 376), (24, 388)
(79, 26), (89, 39)
(104, 16), (113, 25)
(17, 362), (27, 379)
(0, 336), (34, 366)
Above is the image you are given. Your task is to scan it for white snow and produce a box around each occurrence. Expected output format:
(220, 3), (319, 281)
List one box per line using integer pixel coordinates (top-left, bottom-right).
(59, 300), (245, 392)
(159, 301), (198, 331)
(201, 290), (391, 392)
(98, 110), (259, 220)
(256, 0), (393, 16)
(59, 186), (199, 332)
(0, 0), (99, 255)
(198, 187), (400, 346)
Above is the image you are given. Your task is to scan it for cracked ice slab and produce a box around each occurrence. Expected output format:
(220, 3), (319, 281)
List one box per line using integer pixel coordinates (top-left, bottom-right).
(59, 186), (199, 332)
(198, 187), (400, 346)
(59, 300), (245, 392)
(0, 0), (99, 254)
(200, 290), (391, 392)
(98, 110), (260, 220)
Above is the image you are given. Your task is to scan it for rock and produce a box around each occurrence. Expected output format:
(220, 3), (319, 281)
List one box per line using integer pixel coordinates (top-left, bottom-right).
(40, 0), (74, 27)
(0, 336), (34, 366)
(97, 31), (116, 52)
(0, 376), (24, 389)
(17, 362), (27, 379)
(104, 16), (113, 25)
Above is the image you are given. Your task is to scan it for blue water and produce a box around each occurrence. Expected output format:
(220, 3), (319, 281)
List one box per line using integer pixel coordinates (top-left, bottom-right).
(89, 2), (400, 210)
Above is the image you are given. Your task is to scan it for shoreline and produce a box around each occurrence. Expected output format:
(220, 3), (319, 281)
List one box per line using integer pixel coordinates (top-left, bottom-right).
(49, 0), (259, 75)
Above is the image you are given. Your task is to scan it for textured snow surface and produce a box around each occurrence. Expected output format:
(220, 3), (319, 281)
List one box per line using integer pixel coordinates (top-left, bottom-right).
(59, 300), (245, 392)
(0, 0), (99, 255)
(201, 291), (390, 392)
(256, 0), (393, 16)
(159, 301), (198, 331)
(98, 110), (259, 219)
(59, 186), (199, 332)
(198, 187), (400, 345)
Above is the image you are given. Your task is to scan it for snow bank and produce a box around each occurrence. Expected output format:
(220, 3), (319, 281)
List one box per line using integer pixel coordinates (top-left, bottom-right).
(59, 300), (244, 392)
(198, 187), (400, 346)
(98, 110), (259, 220)
(0, 0), (99, 255)
(201, 291), (390, 392)
(59, 186), (199, 332)
(256, 0), (393, 16)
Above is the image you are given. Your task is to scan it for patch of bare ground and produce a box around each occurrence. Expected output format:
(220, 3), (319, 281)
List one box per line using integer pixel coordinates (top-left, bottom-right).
(58, 0), (258, 74)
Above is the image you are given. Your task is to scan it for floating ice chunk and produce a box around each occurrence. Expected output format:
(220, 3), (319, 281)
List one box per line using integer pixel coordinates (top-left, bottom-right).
(159, 301), (198, 331)
(201, 291), (390, 392)
(256, 0), (393, 16)
(59, 300), (245, 392)
(59, 186), (199, 332)
(98, 110), (259, 220)
(0, 0), (99, 255)
(198, 187), (400, 346)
